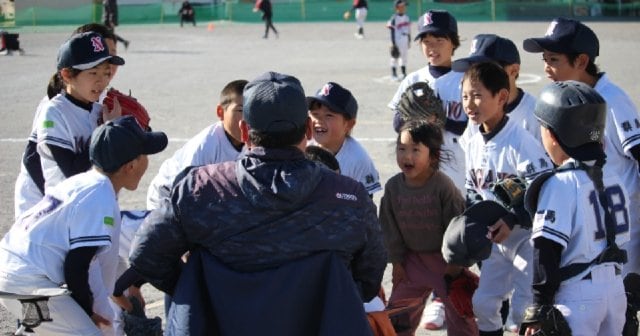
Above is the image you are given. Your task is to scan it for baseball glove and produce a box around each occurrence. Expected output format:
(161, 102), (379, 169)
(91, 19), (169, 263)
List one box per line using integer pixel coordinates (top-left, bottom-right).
(491, 176), (526, 209)
(519, 304), (572, 336)
(103, 88), (151, 131)
(397, 81), (446, 125)
(343, 10), (351, 20)
(444, 268), (479, 318)
(390, 45), (400, 58)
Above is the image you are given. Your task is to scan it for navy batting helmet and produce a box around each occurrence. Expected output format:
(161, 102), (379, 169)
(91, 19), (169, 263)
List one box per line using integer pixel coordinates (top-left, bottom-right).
(534, 80), (606, 149)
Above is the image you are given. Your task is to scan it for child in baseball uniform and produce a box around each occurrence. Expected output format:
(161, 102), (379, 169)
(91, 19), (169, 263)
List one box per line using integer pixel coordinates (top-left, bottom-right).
(379, 120), (478, 336)
(387, 0), (410, 81)
(146, 79), (247, 209)
(0, 116), (167, 336)
(461, 62), (552, 336)
(308, 82), (381, 196)
(521, 81), (629, 336)
(523, 17), (640, 280)
(388, 10), (466, 196)
(14, 31), (124, 219)
(454, 34), (541, 147)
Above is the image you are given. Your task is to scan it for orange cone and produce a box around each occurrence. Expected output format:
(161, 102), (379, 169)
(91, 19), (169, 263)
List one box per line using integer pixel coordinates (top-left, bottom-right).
(207, 23), (214, 31)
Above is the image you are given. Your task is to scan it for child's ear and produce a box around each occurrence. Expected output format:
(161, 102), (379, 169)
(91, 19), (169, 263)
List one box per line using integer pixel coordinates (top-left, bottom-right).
(59, 68), (73, 83)
(498, 88), (509, 106)
(345, 118), (356, 133)
(215, 104), (224, 120)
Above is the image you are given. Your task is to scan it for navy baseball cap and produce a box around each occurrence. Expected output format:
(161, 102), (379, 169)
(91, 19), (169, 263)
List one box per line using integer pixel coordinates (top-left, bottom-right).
(243, 71), (308, 133)
(394, 0), (407, 6)
(57, 32), (125, 70)
(307, 82), (358, 119)
(523, 17), (599, 61)
(452, 34), (521, 72)
(90, 116), (168, 173)
(414, 10), (457, 41)
(442, 201), (509, 267)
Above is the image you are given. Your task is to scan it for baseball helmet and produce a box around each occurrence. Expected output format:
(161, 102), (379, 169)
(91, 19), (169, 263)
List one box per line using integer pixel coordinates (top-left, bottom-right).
(534, 80), (606, 148)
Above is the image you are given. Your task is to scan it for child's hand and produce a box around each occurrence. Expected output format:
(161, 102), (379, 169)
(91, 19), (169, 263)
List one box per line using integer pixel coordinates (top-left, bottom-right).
(487, 218), (511, 243)
(102, 95), (122, 122)
(91, 312), (111, 328)
(391, 262), (406, 286)
(111, 294), (133, 313)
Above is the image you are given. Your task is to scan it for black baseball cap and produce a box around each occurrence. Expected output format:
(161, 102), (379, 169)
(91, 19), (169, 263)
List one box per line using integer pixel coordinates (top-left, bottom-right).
(523, 17), (599, 61)
(57, 32), (125, 70)
(307, 82), (358, 119)
(90, 116), (168, 173)
(414, 10), (458, 41)
(442, 201), (509, 267)
(394, 0), (407, 6)
(243, 71), (308, 133)
(452, 34), (520, 72)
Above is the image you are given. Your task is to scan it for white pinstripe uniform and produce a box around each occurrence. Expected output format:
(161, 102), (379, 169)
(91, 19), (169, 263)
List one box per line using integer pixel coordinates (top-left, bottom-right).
(1, 170), (121, 336)
(146, 121), (241, 210)
(531, 162), (629, 335)
(465, 119), (552, 330)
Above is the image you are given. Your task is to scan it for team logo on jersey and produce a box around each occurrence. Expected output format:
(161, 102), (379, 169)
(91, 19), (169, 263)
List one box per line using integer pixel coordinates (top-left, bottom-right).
(103, 216), (114, 226)
(422, 12), (433, 26)
(91, 36), (105, 53)
(320, 83), (333, 97)
(535, 210), (556, 224)
(545, 21), (558, 37)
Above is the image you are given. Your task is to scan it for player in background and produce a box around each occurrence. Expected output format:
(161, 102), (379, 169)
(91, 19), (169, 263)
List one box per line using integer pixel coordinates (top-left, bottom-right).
(253, 0), (278, 39)
(308, 82), (382, 197)
(461, 62), (552, 336)
(522, 81), (629, 336)
(349, 0), (368, 39)
(147, 79), (247, 210)
(13, 32), (124, 219)
(0, 116), (167, 336)
(387, 0), (410, 81)
(388, 10), (466, 194)
(523, 18), (640, 279)
(454, 34), (541, 148)
(102, 0), (129, 50)
(380, 120), (479, 335)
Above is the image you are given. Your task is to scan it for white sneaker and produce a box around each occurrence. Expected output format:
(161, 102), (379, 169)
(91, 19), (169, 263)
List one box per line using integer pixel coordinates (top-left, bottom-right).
(354, 33), (364, 39)
(420, 298), (445, 330)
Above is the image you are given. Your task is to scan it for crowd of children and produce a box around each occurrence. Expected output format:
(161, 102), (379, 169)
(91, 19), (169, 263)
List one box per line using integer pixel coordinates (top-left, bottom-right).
(0, 10), (638, 336)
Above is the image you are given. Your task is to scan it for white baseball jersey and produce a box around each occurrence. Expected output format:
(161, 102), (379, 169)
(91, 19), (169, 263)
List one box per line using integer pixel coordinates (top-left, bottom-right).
(531, 164), (630, 282)
(467, 118), (552, 331)
(594, 74), (640, 276)
(388, 66), (437, 111)
(146, 121), (241, 209)
(14, 94), (101, 219)
(460, 90), (541, 149)
(309, 136), (381, 196)
(465, 118), (552, 197)
(0, 169), (120, 293)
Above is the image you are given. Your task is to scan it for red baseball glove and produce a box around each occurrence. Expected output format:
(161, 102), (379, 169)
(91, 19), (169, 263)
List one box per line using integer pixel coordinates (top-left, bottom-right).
(103, 88), (151, 131)
(444, 268), (479, 318)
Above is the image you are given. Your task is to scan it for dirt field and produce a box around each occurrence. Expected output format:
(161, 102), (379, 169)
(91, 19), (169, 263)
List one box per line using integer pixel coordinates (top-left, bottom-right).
(1, 19), (639, 335)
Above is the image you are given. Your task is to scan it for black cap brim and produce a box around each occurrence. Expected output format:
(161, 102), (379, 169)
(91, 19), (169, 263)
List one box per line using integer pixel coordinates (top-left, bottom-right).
(108, 55), (125, 66)
(307, 96), (346, 116)
(523, 37), (567, 54)
(414, 28), (449, 41)
(142, 131), (168, 155)
(451, 55), (493, 72)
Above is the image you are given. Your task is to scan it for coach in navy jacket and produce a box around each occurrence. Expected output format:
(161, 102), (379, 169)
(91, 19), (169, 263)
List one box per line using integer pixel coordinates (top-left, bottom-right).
(130, 72), (386, 334)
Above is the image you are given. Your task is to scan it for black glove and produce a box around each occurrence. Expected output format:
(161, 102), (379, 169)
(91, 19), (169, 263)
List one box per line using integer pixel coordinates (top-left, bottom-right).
(390, 45), (400, 58)
(519, 304), (572, 336)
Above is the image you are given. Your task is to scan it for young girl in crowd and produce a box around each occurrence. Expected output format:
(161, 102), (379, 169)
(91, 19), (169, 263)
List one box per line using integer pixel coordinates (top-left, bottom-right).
(379, 120), (478, 335)
(14, 31), (124, 218)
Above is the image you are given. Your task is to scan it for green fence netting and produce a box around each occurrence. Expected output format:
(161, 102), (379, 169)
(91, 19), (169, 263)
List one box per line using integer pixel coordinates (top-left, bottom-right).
(1, 0), (638, 28)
